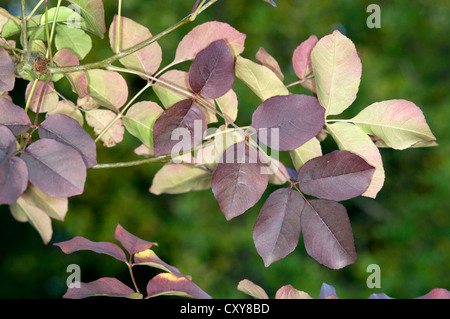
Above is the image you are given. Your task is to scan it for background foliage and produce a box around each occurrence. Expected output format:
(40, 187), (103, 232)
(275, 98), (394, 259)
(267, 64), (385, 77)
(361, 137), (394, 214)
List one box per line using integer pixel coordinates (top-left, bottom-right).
(0, 0), (448, 298)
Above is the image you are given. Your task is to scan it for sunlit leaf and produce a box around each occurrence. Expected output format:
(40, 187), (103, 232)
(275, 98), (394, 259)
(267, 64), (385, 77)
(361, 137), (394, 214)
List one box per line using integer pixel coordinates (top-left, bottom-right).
(256, 46), (284, 81)
(63, 277), (136, 299)
(55, 25), (92, 60)
(10, 195), (53, 244)
(150, 163), (212, 195)
(237, 279), (269, 299)
(0, 47), (15, 91)
(292, 35), (318, 93)
(216, 89), (238, 123)
(174, 21), (246, 63)
(54, 236), (127, 262)
(211, 142), (268, 220)
(251, 94), (325, 151)
(19, 184), (68, 221)
(153, 99), (207, 157)
(85, 109), (124, 147)
(311, 30), (362, 116)
(297, 150), (375, 201)
(114, 224), (157, 256)
(253, 187), (304, 267)
(327, 122), (385, 198)
(39, 114), (97, 168)
(67, 0), (106, 38)
(235, 56), (288, 101)
(20, 139), (87, 198)
(146, 273), (211, 299)
(275, 285), (313, 299)
(188, 39), (235, 99)
(289, 137), (322, 171)
(0, 98), (31, 136)
(133, 249), (184, 277)
(123, 101), (164, 153)
(350, 99), (437, 150)
(301, 199), (356, 269)
(109, 15), (162, 75)
(86, 69), (128, 111)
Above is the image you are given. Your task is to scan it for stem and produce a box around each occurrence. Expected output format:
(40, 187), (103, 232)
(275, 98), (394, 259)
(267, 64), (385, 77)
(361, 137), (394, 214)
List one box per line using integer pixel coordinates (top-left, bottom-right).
(44, 1), (52, 61)
(127, 264), (140, 294)
(27, 0), (45, 19)
(25, 79), (39, 113)
(21, 0), (28, 52)
(115, 0), (122, 54)
(34, 77), (52, 126)
(46, 0), (62, 64)
(47, 0), (219, 74)
(325, 119), (351, 123)
(92, 155), (172, 169)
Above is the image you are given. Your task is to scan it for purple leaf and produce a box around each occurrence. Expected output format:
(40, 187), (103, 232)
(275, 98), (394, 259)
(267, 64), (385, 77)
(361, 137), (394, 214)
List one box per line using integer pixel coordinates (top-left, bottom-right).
(146, 273), (211, 299)
(256, 46), (284, 81)
(114, 224), (157, 256)
(20, 139), (87, 198)
(38, 114), (97, 168)
(301, 199), (356, 269)
(54, 236), (127, 262)
(188, 39), (235, 99)
(297, 150), (375, 201)
(153, 99), (207, 156)
(251, 94), (325, 151)
(0, 47), (15, 92)
(0, 152), (28, 205)
(63, 277), (136, 299)
(0, 98), (32, 136)
(0, 125), (18, 155)
(211, 141), (268, 220)
(253, 187), (304, 267)
(53, 49), (88, 98)
(25, 81), (59, 113)
(416, 288), (450, 299)
(318, 283), (339, 299)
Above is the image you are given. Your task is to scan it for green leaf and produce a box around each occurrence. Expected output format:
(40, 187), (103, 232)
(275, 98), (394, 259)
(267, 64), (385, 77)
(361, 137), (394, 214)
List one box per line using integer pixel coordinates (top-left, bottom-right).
(109, 15), (162, 75)
(86, 70), (128, 111)
(289, 137), (322, 171)
(55, 25), (92, 60)
(149, 164), (212, 195)
(235, 56), (289, 101)
(311, 30), (362, 116)
(350, 99), (437, 150)
(67, 0), (106, 38)
(327, 122), (385, 198)
(123, 101), (163, 153)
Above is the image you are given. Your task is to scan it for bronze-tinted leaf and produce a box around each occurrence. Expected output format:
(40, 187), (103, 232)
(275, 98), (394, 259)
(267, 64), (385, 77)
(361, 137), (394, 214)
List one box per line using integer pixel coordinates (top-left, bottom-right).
(114, 224), (157, 256)
(146, 273), (211, 299)
(63, 277), (136, 299)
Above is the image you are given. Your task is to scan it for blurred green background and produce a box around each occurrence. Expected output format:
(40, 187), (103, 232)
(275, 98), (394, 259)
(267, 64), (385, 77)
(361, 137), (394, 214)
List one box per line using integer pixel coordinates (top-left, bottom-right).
(0, 0), (449, 299)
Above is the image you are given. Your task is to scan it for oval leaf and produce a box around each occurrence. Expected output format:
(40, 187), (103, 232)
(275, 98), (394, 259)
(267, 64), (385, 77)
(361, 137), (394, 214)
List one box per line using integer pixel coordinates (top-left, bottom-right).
(146, 273), (211, 299)
(133, 249), (183, 277)
(149, 163), (212, 195)
(253, 187), (304, 267)
(188, 39), (235, 99)
(55, 25), (92, 60)
(289, 137), (322, 171)
(109, 15), (162, 75)
(153, 99), (207, 157)
(85, 109), (124, 147)
(297, 150), (375, 201)
(38, 114), (97, 168)
(114, 224), (157, 256)
(301, 199), (356, 269)
(211, 142), (268, 220)
(0, 47), (15, 91)
(86, 70), (128, 111)
(0, 98), (32, 136)
(327, 122), (385, 198)
(53, 49), (89, 98)
(20, 139), (87, 198)
(252, 94), (325, 151)
(292, 35), (318, 93)
(0, 152), (28, 205)
(67, 0), (106, 38)
(54, 236), (127, 262)
(20, 184), (68, 221)
(63, 277), (135, 299)
(256, 46), (284, 81)
(123, 101), (164, 153)
(311, 30), (362, 116)
(235, 56), (288, 101)
(25, 81), (59, 114)
(350, 99), (437, 150)
(174, 21), (246, 63)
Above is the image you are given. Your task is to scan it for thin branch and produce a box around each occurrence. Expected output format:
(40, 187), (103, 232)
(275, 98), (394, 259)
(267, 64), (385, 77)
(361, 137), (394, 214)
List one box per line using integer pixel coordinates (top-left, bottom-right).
(47, 0), (219, 75)
(20, 0), (28, 52)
